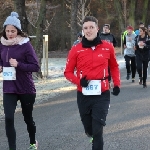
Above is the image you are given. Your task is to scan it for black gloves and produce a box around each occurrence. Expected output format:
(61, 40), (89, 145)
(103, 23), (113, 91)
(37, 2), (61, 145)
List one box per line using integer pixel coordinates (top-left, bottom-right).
(111, 86), (120, 96)
(80, 76), (89, 87)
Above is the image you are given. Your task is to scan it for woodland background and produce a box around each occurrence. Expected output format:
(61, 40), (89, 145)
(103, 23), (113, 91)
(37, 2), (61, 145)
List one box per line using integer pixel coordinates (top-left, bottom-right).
(0, 0), (150, 77)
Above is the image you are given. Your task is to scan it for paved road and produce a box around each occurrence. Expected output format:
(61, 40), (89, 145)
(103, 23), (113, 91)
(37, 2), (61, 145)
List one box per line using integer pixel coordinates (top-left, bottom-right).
(1, 67), (150, 150)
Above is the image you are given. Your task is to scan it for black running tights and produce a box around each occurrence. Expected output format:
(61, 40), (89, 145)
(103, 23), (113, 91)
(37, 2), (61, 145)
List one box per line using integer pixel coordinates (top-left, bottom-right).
(3, 93), (36, 150)
(82, 115), (104, 150)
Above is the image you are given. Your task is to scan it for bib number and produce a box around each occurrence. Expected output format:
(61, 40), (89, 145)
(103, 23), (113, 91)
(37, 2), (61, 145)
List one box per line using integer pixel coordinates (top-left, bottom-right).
(3, 67), (16, 80)
(126, 42), (133, 48)
(82, 80), (101, 95)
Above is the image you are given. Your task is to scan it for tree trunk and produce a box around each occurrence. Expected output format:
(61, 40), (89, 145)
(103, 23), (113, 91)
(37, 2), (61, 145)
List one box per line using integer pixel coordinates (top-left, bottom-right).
(34, 0), (47, 79)
(128, 0), (136, 27)
(114, 0), (125, 32)
(60, 0), (65, 51)
(142, 0), (149, 24)
(71, 0), (78, 46)
(13, 0), (29, 33)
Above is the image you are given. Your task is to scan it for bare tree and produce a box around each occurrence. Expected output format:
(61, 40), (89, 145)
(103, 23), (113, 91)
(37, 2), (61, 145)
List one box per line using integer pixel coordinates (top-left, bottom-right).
(77, 0), (91, 27)
(13, 0), (29, 33)
(33, 0), (47, 78)
(71, 0), (78, 46)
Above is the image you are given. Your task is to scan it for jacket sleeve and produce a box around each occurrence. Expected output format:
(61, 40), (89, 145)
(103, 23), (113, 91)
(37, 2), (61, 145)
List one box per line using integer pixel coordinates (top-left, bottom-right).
(17, 42), (39, 72)
(145, 40), (150, 49)
(134, 35), (138, 49)
(109, 45), (120, 87)
(112, 35), (117, 47)
(123, 35), (126, 45)
(0, 44), (3, 66)
(64, 46), (80, 86)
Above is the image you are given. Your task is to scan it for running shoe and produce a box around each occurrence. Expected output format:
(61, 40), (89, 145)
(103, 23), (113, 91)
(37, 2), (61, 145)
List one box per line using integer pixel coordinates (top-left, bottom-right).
(90, 137), (93, 143)
(143, 83), (147, 88)
(132, 78), (135, 83)
(126, 73), (130, 80)
(28, 140), (38, 150)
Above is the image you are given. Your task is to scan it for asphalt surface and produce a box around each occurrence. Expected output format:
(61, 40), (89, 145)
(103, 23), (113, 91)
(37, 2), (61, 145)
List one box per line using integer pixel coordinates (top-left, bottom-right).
(1, 67), (150, 150)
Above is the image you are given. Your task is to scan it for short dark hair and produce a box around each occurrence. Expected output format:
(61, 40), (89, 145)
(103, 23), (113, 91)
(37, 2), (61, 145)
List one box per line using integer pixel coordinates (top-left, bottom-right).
(103, 24), (110, 29)
(139, 22), (144, 25)
(82, 16), (98, 25)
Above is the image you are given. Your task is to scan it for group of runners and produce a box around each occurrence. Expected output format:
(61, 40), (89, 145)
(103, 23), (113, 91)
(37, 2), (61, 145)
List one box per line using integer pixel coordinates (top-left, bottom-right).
(123, 23), (150, 88)
(1, 11), (149, 150)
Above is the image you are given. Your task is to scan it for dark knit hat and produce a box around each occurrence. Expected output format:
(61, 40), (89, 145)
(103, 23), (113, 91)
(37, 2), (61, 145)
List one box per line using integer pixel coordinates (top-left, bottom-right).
(77, 32), (82, 38)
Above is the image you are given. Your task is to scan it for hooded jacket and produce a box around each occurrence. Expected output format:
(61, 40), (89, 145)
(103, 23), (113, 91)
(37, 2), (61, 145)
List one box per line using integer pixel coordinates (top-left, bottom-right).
(0, 38), (39, 94)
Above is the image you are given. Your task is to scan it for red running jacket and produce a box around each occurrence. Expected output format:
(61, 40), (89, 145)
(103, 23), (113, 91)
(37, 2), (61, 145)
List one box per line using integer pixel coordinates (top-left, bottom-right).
(64, 40), (120, 93)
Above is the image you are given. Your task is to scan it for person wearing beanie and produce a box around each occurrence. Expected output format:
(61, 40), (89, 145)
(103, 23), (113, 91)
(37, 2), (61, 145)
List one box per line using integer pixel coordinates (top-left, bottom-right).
(123, 26), (136, 82)
(134, 27), (150, 88)
(64, 16), (120, 150)
(72, 32), (83, 46)
(0, 12), (39, 150)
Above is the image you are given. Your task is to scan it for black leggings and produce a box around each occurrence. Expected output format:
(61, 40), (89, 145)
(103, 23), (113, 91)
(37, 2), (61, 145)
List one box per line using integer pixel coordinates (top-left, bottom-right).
(82, 115), (103, 150)
(3, 93), (36, 150)
(136, 57), (149, 83)
(124, 55), (136, 78)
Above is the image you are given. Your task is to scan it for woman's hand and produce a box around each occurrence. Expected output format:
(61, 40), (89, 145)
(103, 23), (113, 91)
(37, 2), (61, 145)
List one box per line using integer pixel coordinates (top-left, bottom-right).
(9, 58), (18, 67)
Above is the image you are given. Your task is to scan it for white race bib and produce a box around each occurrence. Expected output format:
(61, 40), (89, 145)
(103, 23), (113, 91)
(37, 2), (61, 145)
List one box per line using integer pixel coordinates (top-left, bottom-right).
(126, 42), (133, 48)
(3, 67), (16, 80)
(82, 80), (101, 95)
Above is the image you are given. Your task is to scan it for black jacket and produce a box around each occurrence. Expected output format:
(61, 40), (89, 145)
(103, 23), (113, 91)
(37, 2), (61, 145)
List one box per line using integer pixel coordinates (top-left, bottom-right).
(135, 35), (150, 61)
(99, 32), (117, 47)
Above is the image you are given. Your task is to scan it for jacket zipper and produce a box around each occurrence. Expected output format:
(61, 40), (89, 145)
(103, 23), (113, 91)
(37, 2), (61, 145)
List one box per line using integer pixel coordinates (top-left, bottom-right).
(6, 48), (9, 62)
(103, 69), (106, 87)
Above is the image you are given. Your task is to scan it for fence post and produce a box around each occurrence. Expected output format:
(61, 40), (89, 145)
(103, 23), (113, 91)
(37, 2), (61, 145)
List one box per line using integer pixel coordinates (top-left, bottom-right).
(29, 35), (48, 78)
(43, 35), (49, 78)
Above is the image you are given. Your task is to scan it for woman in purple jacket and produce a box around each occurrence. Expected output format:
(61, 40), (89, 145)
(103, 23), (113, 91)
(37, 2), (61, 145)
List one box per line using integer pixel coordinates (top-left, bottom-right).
(0, 12), (39, 150)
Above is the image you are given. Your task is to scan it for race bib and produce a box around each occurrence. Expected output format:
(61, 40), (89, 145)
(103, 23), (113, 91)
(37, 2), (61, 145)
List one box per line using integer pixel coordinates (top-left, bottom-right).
(3, 67), (16, 80)
(82, 80), (101, 95)
(126, 42), (133, 48)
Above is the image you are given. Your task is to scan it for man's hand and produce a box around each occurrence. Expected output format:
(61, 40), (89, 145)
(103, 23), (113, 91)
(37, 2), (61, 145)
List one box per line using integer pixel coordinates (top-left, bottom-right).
(80, 76), (90, 87)
(111, 86), (120, 96)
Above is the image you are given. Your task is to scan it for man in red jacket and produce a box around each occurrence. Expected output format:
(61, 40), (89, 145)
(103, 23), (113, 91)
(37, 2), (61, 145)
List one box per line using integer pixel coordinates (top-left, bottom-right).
(64, 16), (120, 150)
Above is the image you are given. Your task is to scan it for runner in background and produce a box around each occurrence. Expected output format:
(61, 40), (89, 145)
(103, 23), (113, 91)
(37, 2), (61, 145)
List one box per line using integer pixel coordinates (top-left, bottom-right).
(134, 27), (150, 88)
(123, 26), (136, 82)
(135, 22), (145, 36)
(99, 24), (117, 87)
(73, 32), (82, 46)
